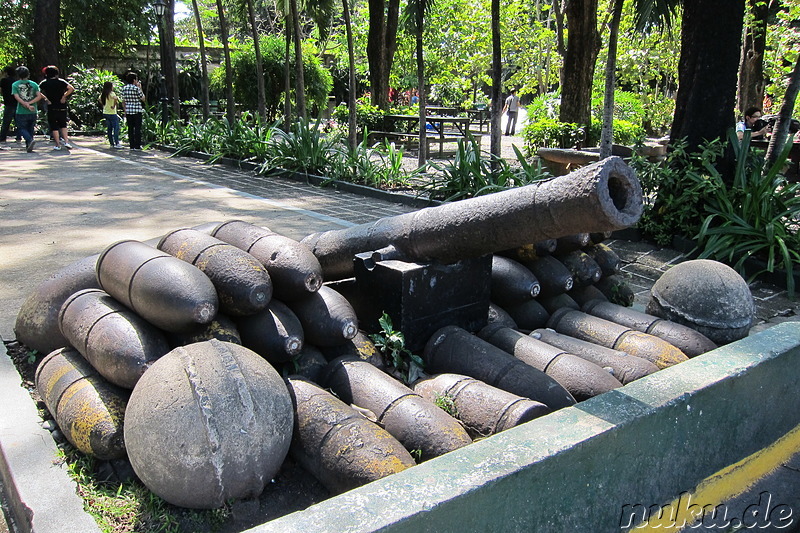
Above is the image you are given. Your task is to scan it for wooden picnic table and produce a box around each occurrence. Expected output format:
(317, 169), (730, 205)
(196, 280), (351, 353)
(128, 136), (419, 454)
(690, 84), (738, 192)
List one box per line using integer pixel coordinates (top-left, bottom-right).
(382, 114), (475, 156)
(751, 139), (800, 181)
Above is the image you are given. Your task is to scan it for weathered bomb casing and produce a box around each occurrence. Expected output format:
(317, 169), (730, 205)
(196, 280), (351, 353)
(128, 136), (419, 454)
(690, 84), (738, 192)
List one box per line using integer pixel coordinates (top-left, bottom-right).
(521, 255), (574, 297)
(487, 303), (518, 329)
(538, 293), (580, 315)
(165, 313), (241, 348)
(547, 308), (688, 369)
(235, 300), (304, 363)
(157, 228), (272, 316)
(558, 250), (603, 287)
(595, 274), (635, 306)
(316, 330), (389, 371)
(491, 255), (541, 305)
(58, 288), (170, 389)
(124, 340), (294, 509)
(423, 326), (576, 409)
(413, 373), (551, 438)
(568, 284), (609, 307)
(286, 286), (358, 348)
(554, 233), (592, 255)
(14, 254), (101, 355)
(96, 240), (218, 332)
(35, 347), (128, 460)
(582, 299), (717, 357)
(285, 377), (416, 494)
(301, 157), (643, 281)
(646, 259), (755, 345)
(500, 299), (551, 331)
(530, 328), (658, 384)
(583, 243), (622, 277)
(478, 325), (622, 401)
(321, 357), (472, 461)
(290, 345), (328, 383)
(209, 220), (323, 302)
(589, 231), (613, 244)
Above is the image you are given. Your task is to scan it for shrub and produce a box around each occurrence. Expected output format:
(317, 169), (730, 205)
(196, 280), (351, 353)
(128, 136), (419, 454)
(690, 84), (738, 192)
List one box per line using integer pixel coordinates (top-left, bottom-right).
(66, 66), (121, 131)
(586, 119), (646, 147)
(331, 101), (385, 133)
(521, 119), (585, 156)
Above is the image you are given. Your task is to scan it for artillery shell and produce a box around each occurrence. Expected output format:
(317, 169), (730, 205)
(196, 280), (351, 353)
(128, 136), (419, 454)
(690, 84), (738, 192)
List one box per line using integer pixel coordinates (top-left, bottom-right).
(500, 299), (551, 331)
(547, 308), (688, 369)
(288, 345), (328, 383)
(321, 357), (472, 461)
(236, 300), (304, 364)
(316, 330), (389, 371)
(158, 228), (272, 316)
(589, 231), (613, 244)
(521, 255), (574, 297)
(479, 325), (622, 401)
(582, 299), (717, 357)
(35, 347), (128, 460)
(568, 284), (609, 307)
(286, 377), (416, 493)
(583, 243), (622, 277)
(14, 254), (101, 355)
(554, 233), (591, 254)
(558, 250), (603, 287)
(210, 220), (323, 301)
(491, 255), (541, 305)
(166, 313), (241, 348)
(535, 239), (558, 256)
(423, 326), (576, 409)
(96, 240), (218, 332)
(286, 286), (358, 348)
(413, 373), (550, 438)
(487, 303), (518, 329)
(538, 293), (580, 315)
(58, 288), (169, 389)
(595, 274), (635, 306)
(530, 328), (658, 384)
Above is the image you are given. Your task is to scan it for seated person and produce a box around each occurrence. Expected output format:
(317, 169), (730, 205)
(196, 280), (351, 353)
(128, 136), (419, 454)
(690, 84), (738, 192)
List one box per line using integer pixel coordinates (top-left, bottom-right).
(737, 107), (770, 140)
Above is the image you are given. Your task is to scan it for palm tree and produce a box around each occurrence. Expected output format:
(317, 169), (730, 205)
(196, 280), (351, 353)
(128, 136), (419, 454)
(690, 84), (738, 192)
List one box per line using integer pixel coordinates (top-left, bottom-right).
(190, 0), (211, 120)
(215, 0), (237, 125)
(489, 0), (502, 164)
(599, 0), (625, 159)
(342, 0), (358, 149)
(245, 0), (268, 119)
(404, 0), (434, 166)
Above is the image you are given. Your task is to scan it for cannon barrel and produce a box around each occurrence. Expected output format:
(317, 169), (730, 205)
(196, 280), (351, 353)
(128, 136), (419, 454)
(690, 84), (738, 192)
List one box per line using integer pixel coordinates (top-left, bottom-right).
(302, 157), (642, 280)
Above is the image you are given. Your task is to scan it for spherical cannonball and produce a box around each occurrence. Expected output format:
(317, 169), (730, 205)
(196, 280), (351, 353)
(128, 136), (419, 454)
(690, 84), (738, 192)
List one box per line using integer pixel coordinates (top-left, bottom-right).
(646, 259), (755, 345)
(124, 339), (293, 509)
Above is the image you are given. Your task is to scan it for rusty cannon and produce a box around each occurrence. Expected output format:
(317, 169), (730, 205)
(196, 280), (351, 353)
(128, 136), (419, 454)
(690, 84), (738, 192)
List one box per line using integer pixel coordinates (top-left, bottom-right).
(301, 157), (643, 280)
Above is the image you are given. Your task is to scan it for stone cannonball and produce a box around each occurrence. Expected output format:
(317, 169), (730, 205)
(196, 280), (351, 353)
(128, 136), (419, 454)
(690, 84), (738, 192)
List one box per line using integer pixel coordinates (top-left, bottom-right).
(124, 339), (294, 509)
(646, 260), (755, 345)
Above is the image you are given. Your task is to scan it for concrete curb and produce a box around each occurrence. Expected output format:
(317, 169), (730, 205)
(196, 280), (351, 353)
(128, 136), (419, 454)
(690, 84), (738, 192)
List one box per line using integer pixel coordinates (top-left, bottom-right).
(0, 342), (100, 533)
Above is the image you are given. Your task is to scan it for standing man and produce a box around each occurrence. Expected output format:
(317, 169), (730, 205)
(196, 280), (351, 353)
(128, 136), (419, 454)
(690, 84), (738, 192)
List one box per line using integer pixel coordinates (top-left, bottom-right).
(120, 72), (145, 150)
(11, 66), (43, 152)
(1, 66), (21, 143)
(502, 88), (520, 136)
(39, 66), (75, 150)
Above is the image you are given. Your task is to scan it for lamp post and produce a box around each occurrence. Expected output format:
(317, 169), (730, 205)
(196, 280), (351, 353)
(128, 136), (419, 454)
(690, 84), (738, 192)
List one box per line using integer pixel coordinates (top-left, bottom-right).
(153, 0), (170, 125)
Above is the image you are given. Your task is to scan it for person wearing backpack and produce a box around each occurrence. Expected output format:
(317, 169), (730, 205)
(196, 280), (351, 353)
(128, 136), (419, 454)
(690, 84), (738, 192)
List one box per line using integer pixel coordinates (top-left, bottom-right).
(11, 66), (43, 152)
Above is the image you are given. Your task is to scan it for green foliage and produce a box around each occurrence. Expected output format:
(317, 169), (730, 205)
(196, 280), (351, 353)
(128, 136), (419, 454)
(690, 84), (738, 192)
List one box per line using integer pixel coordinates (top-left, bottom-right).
(586, 119), (646, 147)
(433, 392), (459, 417)
(695, 131), (800, 296)
(331, 101), (385, 132)
(263, 117), (340, 175)
(66, 67), (121, 131)
(423, 137), (551, 201)
(211, 35), (332, 120)
(369, 312), (424, 385)
(629, 138), (721, 246)
(326, 133), (415, 189)
(521, 119), (585, 154)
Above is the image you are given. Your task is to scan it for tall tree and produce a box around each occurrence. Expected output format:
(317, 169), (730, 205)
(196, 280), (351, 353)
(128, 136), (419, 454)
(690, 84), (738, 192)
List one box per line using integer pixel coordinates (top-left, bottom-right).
(490, 0), (502, 164)
(405, 0), (433, 166)
(669, 0), (745, 152)
(367, 0), (401, 109)
(765, 54), (800, 168)
(290, 0), (307, 118)
(190, 0), (211, 120)
(342, 0), (357, 149)
(216, 0), (237, 125)
(600, 0), (625, 158)
(32, 0), (60, 74)
(245, 0), (268, 119)
(559, 0), (601, 141)
(737, 0), (773, 114)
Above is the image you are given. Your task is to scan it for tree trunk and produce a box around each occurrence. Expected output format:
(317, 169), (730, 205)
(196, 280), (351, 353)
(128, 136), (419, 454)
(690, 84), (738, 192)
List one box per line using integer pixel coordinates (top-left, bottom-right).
(191, 0), (211, 120)
(490, 0), (502, 167)
(600, 0), (624, 159)
(284, 17), (292, 126)
(669, 0), (745, 153)
(736, 0), (769, 114)
(164, 0), (180, 117)
(247, 0), (267, 120)
(559, 0), (600, 144)
(32, 0), (60, 77)
(765, 55), (800, 169)
(216, 0), (236, 126)
(416, 7), (427, 168)
(343, 0), (358, 150)
(291, 0), (306, 119)
(367, 0), (401, 110)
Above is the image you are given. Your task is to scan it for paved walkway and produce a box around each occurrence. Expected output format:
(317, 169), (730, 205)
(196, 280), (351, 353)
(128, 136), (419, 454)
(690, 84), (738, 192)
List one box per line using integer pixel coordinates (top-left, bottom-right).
(0, 135), (798, 532)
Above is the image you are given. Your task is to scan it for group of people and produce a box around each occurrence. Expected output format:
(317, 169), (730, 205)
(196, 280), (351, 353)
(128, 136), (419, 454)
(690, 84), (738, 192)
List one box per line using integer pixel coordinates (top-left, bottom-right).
(0, 67), (146, 152)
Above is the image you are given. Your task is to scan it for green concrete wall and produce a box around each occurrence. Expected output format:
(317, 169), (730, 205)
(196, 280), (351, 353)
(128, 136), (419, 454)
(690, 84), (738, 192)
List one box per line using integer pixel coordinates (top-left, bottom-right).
(249, 322), (800, 533)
